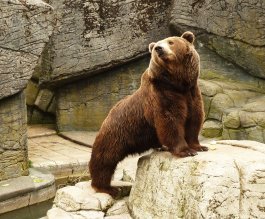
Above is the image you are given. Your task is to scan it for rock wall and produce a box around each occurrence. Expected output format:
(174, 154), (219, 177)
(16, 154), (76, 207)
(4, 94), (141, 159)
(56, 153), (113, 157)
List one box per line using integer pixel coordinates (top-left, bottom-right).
(170, 0), (265, 79)
(0, 0), (54, 100)
(0, 92), (28, 181)
(56, 57), (149, 131)
(39, 0), (172, 86)
(198, 45), (265, 142)
(0, 0), (55, 181)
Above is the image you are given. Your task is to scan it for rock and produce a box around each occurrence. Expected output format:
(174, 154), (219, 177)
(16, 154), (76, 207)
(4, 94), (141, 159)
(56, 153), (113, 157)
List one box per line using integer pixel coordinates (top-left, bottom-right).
(34, 89), (54, 112)
(242, 96), (265, 112)
(170, 0), (265, 79)
(170, 0), (265, 46)
(39, 0), (171, 86)
(47, 180), (134, 218)
(75, 181), (97, 195)
(203, 34), (265, 79)
(199, 80), (222, 97)
(106, 198), (129, 216)
(208, 93), (234, 121)
(0, 0), (54, 99)
(54, 186), (101, 211)
(105, 214), (132, 219)
(78, 210), (105, 219)
(47, 207), (74, 219)
(92, 193), (114, 211)
(223, 110), (240, 129)
(129, 141), (265, 219)
(201, 120), (223, 138)
(56, 57), (148, 131)
(25, 81), (39, 106)
(0, 92), (28, 181)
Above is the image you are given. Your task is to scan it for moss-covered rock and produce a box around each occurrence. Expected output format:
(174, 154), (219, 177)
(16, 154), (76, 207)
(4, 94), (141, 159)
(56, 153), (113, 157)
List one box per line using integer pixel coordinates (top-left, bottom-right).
(201, 120), (223, 138)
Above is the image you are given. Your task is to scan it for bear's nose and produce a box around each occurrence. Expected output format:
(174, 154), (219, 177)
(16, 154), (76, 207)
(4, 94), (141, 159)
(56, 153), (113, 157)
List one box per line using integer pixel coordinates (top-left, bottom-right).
(155, 46), (163, 52)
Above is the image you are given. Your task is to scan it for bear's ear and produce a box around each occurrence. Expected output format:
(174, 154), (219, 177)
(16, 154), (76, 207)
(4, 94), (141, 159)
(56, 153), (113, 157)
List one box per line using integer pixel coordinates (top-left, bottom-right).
(181, 31), (195, 44)
(149, 42), (156, 53)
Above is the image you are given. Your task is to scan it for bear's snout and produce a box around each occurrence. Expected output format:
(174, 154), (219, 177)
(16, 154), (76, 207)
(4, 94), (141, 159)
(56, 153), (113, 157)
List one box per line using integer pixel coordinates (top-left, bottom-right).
(155, 46), (164, 56)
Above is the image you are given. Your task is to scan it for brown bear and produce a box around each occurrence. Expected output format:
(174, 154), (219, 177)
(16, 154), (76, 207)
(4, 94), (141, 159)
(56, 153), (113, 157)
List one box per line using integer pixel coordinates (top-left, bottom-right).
(89, 31), (208, 197)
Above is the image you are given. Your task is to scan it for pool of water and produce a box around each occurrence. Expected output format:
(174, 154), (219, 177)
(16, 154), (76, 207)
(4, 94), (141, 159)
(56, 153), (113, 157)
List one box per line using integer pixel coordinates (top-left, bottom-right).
(0, 199), (53, 219)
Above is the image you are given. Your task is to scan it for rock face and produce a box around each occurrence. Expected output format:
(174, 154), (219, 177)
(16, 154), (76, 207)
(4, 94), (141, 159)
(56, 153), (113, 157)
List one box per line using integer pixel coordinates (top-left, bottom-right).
(129, 140), (265, 219)
(170, 0), (265, 79)
(0, 0), (54, 100)
(0, 0), (55, 181)
(56, 57), (149, 131)
(197, 45), (265, 142)
(39, 0), (171, 86)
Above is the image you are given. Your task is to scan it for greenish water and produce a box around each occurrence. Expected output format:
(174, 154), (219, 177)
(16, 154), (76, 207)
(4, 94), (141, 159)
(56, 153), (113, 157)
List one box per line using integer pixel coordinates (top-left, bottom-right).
(0, 199), (53, 219)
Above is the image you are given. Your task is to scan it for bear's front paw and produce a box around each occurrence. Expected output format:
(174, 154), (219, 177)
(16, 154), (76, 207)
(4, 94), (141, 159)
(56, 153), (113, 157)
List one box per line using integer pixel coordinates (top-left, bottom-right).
(190, 144), (208, 152)
(173, 148), (197, 157)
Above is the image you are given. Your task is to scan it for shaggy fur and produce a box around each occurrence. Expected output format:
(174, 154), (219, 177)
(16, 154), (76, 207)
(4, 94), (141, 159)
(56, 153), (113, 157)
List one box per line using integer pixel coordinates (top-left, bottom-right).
(89, 31), (208, 197)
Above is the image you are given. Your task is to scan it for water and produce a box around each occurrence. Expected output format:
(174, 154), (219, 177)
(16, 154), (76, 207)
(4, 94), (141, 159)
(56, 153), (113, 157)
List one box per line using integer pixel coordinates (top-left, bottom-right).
(0, 199), (53, 219)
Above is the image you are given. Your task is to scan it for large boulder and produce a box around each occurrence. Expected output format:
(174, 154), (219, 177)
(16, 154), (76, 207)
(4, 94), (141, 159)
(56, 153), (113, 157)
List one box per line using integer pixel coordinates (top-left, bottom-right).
(0, 0), (54, 100)
(170, 0), (265, 79)
(129, 140), (265, 219)
(39, 0), (171, 86)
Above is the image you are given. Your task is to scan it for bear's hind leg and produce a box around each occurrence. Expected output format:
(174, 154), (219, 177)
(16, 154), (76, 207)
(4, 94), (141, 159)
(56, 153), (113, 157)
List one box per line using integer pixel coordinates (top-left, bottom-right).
(89, 161), (119, 197)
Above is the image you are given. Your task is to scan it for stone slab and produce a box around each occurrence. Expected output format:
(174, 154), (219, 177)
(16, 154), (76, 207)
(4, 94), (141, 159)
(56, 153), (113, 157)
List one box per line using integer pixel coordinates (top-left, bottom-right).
(0, 168), (56, 214)
(28, 124), (57, 138)
(59, 131), (98, 147)
(28, 134), (91, 179)
(0, 176), (34, 202)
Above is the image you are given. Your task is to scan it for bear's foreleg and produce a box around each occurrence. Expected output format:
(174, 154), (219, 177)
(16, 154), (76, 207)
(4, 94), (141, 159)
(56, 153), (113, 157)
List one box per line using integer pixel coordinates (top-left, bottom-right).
(185, 86), (208, 151)
(154, 110), (197, 157)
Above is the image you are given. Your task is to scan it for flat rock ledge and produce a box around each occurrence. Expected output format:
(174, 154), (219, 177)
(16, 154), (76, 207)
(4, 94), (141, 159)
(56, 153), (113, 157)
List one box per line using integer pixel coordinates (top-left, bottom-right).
(0, 168), (56, 214)
(46, 180), (133, 219)
(129, 140), (265, 219)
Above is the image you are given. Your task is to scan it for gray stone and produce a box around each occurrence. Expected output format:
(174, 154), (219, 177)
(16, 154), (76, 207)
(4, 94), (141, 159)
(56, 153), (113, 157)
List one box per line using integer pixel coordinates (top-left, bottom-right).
(105, 214), (132, 219)
(92, 193), (114, 211)
(39, 0), (171, 86)
(129, 141), (265, 219)
(0, 92), (28, 181)
(106, 198), (129, 216)
(223, 110), (240, 129)
(170, 0), (265, 46)
(59, 131), (98, 147)
(208, 93), (234, 121)
(199, 80), (222, 97)
(34, 89), (54, 112)
(0, 176), (34, 202)
(201, 120), (223, 138)
(170, 0), (265, 79)
(25, 81), (39, 106)
(47, 207), (73, 219)
(78, 210), (104, 219)
(0, 168), (56, 214)
(56, 57), (148, 131)
(0, 0), (54, 99)
(54, 186), (101, 211)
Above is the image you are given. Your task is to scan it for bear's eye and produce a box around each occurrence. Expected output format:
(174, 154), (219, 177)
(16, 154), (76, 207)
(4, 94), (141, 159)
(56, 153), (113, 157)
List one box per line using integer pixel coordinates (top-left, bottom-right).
(168, 41), (174, 45)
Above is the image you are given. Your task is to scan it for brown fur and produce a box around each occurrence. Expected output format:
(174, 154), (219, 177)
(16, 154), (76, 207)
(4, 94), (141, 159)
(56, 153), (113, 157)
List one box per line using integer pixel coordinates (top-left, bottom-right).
(89, 31), (208, 197)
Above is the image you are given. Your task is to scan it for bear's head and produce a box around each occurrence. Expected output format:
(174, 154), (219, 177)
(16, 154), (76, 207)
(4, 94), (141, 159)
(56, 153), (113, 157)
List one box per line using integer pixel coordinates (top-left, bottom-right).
(148, 31), (199, 84)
